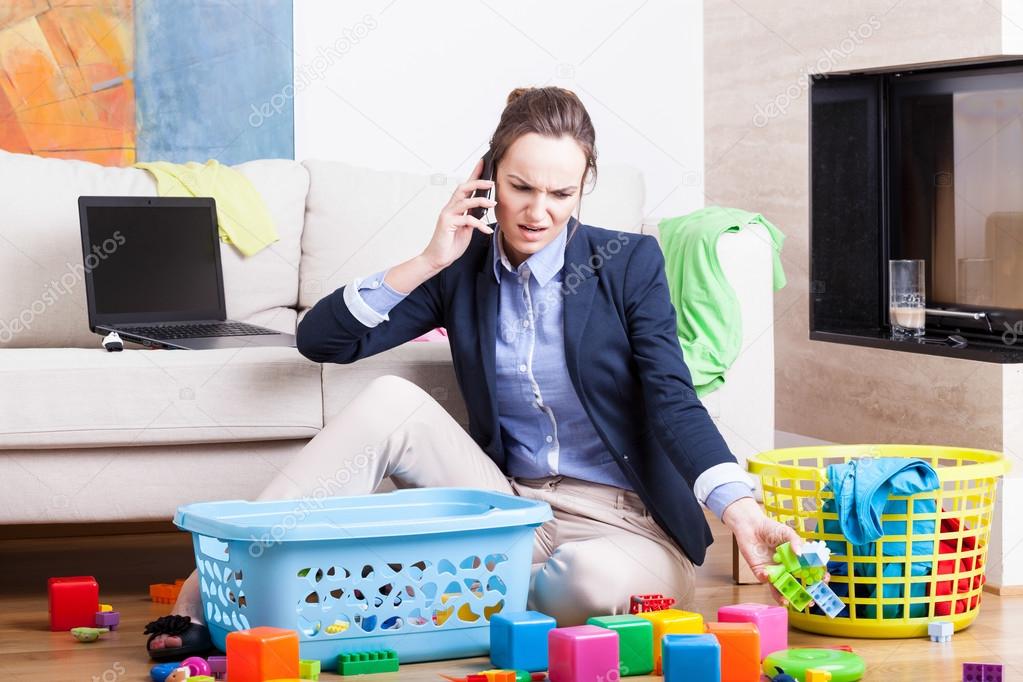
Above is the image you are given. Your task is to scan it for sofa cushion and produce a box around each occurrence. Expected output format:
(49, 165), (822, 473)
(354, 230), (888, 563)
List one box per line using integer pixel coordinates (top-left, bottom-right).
(299, 160), (646, 310)
(0, 347), (322, 449)
(0, 151), (308, 347)
(321, 340), (468, 427)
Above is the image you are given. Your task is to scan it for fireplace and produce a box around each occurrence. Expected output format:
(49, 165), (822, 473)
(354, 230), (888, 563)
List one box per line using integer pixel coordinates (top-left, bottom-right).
(810, 59), (1023, 362)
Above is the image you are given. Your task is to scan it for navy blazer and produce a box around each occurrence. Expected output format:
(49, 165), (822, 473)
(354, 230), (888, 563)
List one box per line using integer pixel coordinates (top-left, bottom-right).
(296, 217), (740, 565)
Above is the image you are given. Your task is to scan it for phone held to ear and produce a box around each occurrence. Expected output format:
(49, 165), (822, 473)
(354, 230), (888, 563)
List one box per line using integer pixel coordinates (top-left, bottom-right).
(468, 149), (495, 220)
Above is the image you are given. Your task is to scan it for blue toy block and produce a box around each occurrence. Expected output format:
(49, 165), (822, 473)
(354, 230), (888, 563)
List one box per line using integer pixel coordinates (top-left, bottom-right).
(806, 580), (846, 619)
(490, 610), (557, 672)
(929, 620), (953, 643)
(662, 634), (720, 682)
(963, 662), (1003, 682)
(797, 540), (831, 569)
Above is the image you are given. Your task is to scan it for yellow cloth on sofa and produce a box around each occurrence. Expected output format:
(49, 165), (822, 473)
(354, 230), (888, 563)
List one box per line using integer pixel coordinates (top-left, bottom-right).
(134, 159), (279, 257)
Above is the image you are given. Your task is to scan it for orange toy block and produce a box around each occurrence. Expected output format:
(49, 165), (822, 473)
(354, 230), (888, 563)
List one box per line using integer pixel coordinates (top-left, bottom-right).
(149, 580), (186, 604)
(705, 622), (760, 682)
(226, 626), (300, 682)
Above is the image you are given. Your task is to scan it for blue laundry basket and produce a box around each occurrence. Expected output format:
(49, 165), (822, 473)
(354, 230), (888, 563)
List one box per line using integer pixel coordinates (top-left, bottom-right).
(174, 488), (552, 667)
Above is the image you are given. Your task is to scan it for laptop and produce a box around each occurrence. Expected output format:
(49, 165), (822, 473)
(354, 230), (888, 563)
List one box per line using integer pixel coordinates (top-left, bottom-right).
(78, 196), (296, 350)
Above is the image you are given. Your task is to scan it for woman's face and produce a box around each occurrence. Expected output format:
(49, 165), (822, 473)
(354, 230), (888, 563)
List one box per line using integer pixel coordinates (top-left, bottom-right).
(494, 132), (587, 267)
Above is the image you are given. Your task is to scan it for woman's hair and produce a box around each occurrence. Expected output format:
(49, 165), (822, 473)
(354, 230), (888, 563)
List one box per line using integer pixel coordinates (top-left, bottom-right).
(489, 87), (598, 204)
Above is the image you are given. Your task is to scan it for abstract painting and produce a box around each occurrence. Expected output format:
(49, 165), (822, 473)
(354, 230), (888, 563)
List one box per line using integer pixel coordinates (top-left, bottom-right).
(0, 0), (294, 167)
(0, 0), (135, 165)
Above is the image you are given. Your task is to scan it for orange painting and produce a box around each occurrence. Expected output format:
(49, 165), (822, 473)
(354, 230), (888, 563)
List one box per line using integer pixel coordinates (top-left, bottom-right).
(0, 0), (134, 166)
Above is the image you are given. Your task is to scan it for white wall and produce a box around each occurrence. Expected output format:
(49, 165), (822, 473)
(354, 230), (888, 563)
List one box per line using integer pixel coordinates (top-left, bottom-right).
(292, 0), (704, 222)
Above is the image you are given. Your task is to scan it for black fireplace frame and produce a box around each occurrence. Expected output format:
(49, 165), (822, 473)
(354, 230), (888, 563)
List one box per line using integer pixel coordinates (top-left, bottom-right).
(809, 58), (1023, 363)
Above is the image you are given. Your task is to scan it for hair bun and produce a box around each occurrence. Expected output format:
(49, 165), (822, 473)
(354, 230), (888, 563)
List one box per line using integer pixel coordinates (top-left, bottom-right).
(506, 87), (535, 105)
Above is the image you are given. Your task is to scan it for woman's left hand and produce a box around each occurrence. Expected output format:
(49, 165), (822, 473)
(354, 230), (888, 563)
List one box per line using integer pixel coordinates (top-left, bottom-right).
(721, 497), (827, 606)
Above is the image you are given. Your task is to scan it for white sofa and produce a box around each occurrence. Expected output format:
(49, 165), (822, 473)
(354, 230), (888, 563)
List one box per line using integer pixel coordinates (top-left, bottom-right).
(0, 150), (776, 524)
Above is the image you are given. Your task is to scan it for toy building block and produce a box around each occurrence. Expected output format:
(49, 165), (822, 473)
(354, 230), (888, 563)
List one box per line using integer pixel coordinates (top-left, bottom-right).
(588, 614), (655, 676)
(806, 581), (846, 619)
(773, 543), (824, 583)
(490, 611), (558, 672)
(207, 655), (227, 680)
(99, 603), (113, 612)
(629, 593), (676, 614)
(48, 576), (99, 631)
(338, 650), (399, 675)
(805, 669), (832, 682)
(798, 541), (831, 569)
(705, 622), (760, 682)
(186, 677), (214, 682)
(548, 625), (619, 682)
(718, 603), (788, 659)
(929, 620), (954, 643)
(634, 608), (704, 674)
(963, 662), (1003, 682)
(764, 567), (813, 612)
(226, 626), (300, 682)
(95, 610), (120, 630)
(662, 634), (721, 682)
(70, 626), (109, 642)
(149, 583), (177, 604)
(300, 658), (321, 680)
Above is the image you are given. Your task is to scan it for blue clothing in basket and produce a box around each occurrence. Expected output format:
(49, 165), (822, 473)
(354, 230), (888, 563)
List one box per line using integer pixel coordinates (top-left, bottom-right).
(821, 457), (939, 619)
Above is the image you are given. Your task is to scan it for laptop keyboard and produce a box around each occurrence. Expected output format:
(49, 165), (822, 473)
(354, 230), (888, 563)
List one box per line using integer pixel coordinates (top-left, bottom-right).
(118, 322), (281, 339)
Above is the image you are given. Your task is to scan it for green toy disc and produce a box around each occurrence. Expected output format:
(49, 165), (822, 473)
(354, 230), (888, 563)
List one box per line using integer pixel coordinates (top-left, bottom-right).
(763, 648), (865, 682)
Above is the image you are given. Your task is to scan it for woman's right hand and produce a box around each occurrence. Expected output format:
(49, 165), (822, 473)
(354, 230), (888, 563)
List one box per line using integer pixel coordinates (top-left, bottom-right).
(421, 158), (497, 271)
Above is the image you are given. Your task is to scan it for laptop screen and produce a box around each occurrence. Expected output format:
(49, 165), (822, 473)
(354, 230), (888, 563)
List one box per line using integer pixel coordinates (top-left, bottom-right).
(81, 199), (226, 325)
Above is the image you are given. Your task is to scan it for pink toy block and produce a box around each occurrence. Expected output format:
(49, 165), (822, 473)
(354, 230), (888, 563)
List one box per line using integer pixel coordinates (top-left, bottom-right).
(717, 602), (787, 660)
(548, 625), (620, 682)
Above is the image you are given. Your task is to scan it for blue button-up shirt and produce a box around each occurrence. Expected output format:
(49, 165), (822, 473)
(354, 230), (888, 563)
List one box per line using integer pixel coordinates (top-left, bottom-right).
(342, 223), (754, 518)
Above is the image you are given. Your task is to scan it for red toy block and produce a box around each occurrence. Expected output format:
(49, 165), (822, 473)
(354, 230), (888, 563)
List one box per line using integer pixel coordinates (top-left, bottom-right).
(226, 626), (300, 682)
(48, 576), (99, 631)
(629, 593), (677, 614)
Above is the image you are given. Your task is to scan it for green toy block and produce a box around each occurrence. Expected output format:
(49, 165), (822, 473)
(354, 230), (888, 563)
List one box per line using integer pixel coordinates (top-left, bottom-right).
(587, 614), (655, 676)
(300, 658), (321, 680)
(772, 542), (802, 574)
(770, 571), (814, 611)
(337, 650), (399, 676)
(187, 677), (214, 682)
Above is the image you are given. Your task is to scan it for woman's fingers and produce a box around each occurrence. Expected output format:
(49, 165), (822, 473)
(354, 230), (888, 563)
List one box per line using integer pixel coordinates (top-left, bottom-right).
(449, 213), (492, 234)
(453, 196), (497, 215)
(453, 178), (495, 203)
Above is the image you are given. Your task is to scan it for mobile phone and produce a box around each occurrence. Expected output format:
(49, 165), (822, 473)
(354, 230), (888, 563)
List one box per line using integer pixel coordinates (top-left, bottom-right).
(468, 148), (495, 220)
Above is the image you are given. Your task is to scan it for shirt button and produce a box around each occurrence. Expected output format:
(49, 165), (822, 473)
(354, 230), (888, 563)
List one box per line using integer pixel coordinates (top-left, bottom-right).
(522, 320), (530, 328)
(518, 364), (527, 372)
(545, 435), (553, 443)
(371, 280), (379, 287)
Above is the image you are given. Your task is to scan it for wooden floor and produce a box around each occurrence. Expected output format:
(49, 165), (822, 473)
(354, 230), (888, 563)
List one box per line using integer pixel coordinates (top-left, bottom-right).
(1, 517), (1019, 681)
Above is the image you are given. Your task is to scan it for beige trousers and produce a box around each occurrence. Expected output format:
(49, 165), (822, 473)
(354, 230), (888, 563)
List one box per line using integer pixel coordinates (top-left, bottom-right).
(257, 375), (696, 626)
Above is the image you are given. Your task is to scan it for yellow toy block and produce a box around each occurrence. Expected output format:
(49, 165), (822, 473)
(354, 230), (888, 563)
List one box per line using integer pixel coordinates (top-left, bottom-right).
(635, 608), (704, 674)
(99, 604), (113, 612)
(806, 669), (832, 682)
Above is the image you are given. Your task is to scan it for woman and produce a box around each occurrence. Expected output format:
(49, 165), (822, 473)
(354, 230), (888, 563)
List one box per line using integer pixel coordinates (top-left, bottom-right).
(146, 86), (800, 660)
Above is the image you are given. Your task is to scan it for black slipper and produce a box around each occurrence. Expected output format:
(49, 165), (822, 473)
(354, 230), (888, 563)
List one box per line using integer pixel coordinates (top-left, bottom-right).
(144, 614), (214, 662)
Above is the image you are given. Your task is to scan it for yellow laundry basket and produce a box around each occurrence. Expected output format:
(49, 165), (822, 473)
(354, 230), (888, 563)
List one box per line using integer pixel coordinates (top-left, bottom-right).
(747, 444), (1008, 638)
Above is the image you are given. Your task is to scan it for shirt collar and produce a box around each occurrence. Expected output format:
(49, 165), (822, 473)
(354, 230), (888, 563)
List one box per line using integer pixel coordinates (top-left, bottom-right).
(492, 219), (570, 287)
